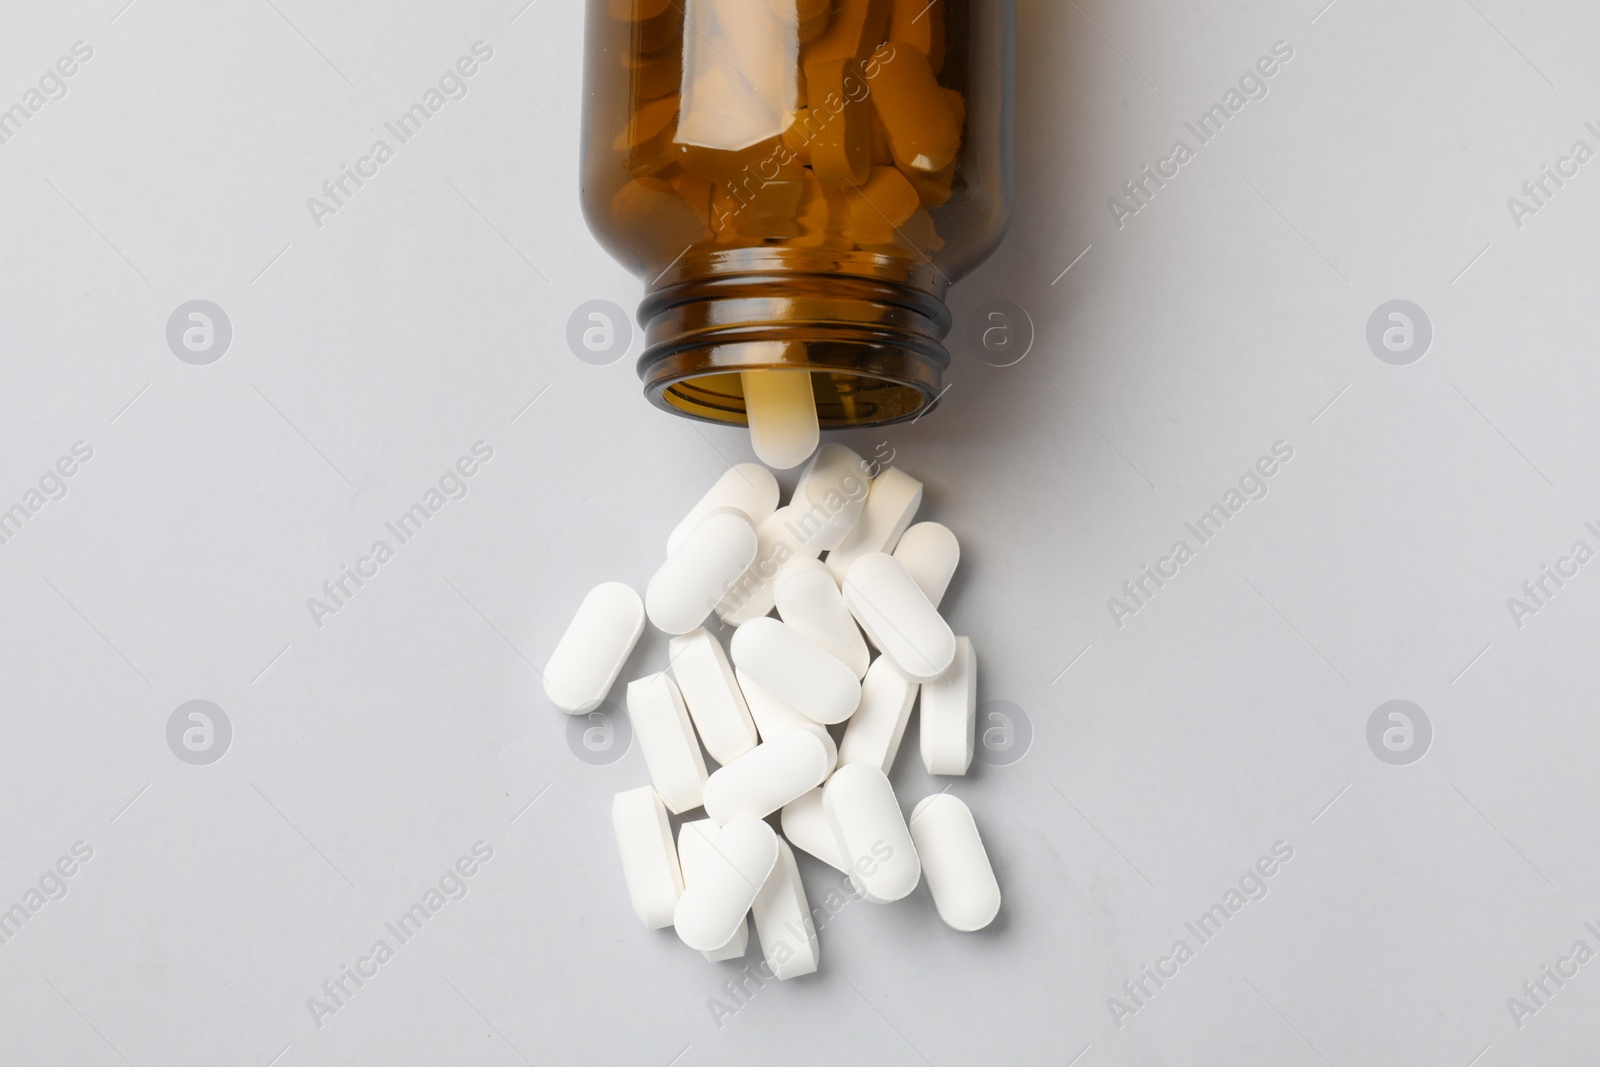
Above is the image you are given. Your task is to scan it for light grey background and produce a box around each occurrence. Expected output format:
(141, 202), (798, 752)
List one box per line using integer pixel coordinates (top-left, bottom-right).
(1, 0), (1596, 1064)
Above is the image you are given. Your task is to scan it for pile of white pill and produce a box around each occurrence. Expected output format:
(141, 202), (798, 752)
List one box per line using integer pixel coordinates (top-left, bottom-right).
(544, 445), (1000, 979)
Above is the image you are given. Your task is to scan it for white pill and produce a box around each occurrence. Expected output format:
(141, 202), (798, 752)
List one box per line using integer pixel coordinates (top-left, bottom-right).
(705, 919), (750, 961)
(825, 467), (923, 582)
(668, 629), (758, 766)
(893, 522), (960, 608)
(842, 553), (956, 681)
(751, 838), (819, 979)
(790, 444), (870, 551)
(715, 505), (824, 625)
(673, 816), (780, 951)
(543, 582), (645, 714)
(703, 724), (835, 824)
(736, 669), (815, 742)
(626, 673), (709, 814)
(668, 464), (780, 556)
(909, 794), (1001, 931)
(920, 637), (976, 775)
(775, 558), (870, 678)
(678, 819), (752, 961)
(780, 787), (848, 872)
(742, 370), (819, 470)
(676, 818), (718, 877)
(612, 786), (683, 930)
(731, 617), (861, 724)
(838, 656), (918, 773)
(647, 508), (758, 635)
(823, 763), (920, 903)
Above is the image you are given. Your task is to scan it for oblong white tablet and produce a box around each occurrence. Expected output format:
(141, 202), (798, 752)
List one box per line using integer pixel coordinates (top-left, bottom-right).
(742, 370), (819, 470)
(647, 508), (758, 635)
(703, 724), (835, 824)
(668, 464), (780, 556)
(780, 787), (848, 872)
(842, 553), (956, 681)
(838, 656), (918, 773)
(920, 637), (976, 775)
(752, 839), (819, 979)
(669, 629), (759, 766)
(893, 522), (960, 608)
(909, 794), (1001, 931)
(612, 786), (684, 930)
(673, 816), (780, 951)
(775, 558), (870, 678)
(730, 617), (861, 724)
(823, 763), (920, 903)
(825, 467), (923, 582)
(790, 444), (870, 551)
(627, 673), (710, 813)
(716, 505), (824, 625)
(544, 582), (645, 714)
(678, 819), (752, 961)
(736, 669), (814, 742)
(706, 919), (750, 961)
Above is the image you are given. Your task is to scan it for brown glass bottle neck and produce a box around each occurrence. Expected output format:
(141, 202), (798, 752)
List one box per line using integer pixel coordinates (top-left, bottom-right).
(636, 248), (954, 429)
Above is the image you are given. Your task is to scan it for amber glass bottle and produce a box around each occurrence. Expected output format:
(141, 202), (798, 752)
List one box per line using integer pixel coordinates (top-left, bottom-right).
(581, 0), (1015, 429)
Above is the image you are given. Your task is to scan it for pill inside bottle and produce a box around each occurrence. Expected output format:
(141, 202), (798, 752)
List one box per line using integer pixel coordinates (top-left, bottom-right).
(741, 370), (820, 470)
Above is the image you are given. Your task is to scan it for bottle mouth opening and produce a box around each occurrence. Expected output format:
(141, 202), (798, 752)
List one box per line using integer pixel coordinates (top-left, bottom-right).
(651, 354), (939, 428)
(635, 252), (952, 429)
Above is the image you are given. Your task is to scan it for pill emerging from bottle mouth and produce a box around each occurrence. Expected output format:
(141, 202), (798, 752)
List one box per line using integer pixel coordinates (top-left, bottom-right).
(741, 369), (820, 470)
